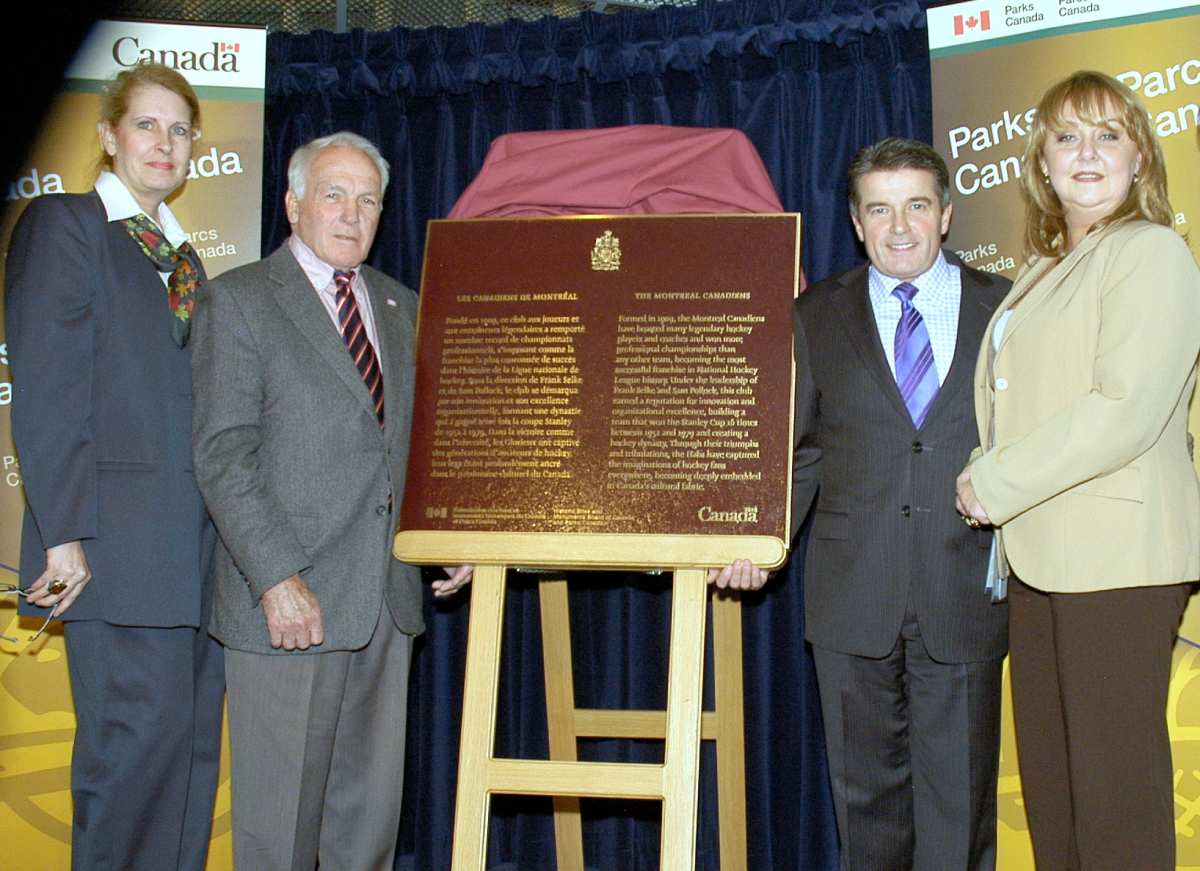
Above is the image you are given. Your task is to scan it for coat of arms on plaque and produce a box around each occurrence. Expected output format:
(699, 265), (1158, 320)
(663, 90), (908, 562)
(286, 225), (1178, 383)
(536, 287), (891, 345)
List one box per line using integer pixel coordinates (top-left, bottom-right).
(590, 230), (621, 271)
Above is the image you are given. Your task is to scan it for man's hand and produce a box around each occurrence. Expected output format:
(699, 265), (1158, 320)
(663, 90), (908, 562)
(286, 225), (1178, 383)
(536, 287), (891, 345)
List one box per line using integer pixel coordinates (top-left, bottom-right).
(706, 559), (769, 591)
(955, 465), (992, 526)
(432, 565), (473, 598)
(261, 575), (324, 650)
(25, 541), (92, 615)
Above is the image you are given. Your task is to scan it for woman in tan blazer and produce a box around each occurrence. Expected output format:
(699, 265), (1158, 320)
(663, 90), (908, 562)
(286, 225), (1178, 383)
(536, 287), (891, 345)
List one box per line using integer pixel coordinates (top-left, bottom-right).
(956, 71), (1200, 870)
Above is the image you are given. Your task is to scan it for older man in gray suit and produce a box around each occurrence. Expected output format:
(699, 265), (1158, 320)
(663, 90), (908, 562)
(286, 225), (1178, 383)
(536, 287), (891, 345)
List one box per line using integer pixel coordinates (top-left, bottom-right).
(192, 131), (470, 871)
(794, 138), (1009, 871)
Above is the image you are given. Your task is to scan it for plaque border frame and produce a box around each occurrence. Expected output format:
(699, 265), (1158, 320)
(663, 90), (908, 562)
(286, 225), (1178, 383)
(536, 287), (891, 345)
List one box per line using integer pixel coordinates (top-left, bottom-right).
(394, 212), (801, 572)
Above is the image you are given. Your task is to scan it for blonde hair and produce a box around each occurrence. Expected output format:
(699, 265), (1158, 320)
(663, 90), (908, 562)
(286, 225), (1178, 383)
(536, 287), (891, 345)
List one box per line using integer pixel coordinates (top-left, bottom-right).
(1019, 70), (1172, 259)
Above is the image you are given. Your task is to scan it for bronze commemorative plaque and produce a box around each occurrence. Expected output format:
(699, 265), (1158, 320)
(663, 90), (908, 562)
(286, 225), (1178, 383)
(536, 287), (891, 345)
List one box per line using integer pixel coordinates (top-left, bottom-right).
(396, 213), (800, 566)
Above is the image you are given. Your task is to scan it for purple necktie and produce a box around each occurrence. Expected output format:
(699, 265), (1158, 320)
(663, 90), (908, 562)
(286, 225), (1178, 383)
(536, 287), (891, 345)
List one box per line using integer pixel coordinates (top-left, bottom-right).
(892, 282), (938, 427)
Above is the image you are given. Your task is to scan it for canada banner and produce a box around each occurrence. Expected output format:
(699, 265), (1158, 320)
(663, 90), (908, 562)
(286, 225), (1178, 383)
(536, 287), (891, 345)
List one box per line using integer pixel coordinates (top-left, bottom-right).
(929, 2), (1200, 867)
(0, 19), (266, 871)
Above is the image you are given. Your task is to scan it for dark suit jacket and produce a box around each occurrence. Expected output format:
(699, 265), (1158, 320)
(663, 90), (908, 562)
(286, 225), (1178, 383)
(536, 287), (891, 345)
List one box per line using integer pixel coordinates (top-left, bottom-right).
(793, 253), (1009, 663)
(191, 244), (422, 655)
(6, 191), (214, 627)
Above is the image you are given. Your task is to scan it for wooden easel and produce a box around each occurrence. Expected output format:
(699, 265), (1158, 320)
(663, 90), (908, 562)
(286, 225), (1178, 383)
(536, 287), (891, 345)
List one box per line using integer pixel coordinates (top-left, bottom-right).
(397, 527), (786, 871)
(537, 574), (748, 871)
(422, 532), (772, 871)
(451, 563), (713, 870)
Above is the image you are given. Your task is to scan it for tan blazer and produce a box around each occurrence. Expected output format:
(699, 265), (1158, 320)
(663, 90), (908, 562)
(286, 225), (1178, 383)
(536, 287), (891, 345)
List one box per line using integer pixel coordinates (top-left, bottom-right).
(970, 220), (1200, 593)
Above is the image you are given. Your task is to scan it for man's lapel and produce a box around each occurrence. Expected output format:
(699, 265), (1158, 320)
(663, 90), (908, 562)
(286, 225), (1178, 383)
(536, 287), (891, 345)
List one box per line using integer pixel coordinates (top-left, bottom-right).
(362, 269), (414, 441)
(832, 265), (914, 423)
(920, 254), (993, 425)
(267, 245), (379, 423)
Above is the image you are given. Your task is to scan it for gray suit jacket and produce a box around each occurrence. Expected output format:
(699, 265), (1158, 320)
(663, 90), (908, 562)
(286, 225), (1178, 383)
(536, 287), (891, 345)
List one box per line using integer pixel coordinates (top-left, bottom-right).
(192, 243), (422, 654)
(793, 253), (1009, 663)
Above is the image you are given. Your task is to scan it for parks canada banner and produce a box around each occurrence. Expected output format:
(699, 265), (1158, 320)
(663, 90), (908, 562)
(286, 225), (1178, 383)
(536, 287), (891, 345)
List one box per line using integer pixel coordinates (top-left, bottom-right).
(0, 19), (265, 870)
(928, 1), (1200, 867)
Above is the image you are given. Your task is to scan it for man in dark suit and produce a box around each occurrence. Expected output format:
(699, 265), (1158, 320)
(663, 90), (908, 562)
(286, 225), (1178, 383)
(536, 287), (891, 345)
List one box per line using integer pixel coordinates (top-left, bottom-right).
(192, 131), (470, 870)
(793, 138), (1009, 871)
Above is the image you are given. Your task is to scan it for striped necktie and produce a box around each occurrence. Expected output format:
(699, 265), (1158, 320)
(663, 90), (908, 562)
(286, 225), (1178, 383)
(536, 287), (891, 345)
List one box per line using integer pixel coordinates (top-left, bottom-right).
(334, 270), (385, 427)
(892, 281), (938, 427)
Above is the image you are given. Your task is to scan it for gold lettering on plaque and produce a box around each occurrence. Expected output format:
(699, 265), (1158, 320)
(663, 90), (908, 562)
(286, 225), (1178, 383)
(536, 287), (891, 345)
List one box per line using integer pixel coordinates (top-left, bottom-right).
(431, 314), (585, 482)
(697, 505), (760, 523)
(590, 230), (621, 272)
(606, 312), (764, 495)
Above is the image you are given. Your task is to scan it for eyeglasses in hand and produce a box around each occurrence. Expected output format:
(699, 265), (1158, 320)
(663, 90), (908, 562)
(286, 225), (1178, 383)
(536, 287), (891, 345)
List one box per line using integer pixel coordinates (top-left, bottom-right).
(0, 583), (58, 643)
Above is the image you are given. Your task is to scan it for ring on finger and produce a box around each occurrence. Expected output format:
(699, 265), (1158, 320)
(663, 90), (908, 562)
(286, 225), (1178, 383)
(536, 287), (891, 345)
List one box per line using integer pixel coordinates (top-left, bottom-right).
(47, 578), (68, 595)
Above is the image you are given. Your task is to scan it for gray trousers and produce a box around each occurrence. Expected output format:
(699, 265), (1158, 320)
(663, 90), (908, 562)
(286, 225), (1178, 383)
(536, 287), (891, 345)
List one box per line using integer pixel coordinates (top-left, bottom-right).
(813, 605), (1003, 871)
(224, 605), (414, 871)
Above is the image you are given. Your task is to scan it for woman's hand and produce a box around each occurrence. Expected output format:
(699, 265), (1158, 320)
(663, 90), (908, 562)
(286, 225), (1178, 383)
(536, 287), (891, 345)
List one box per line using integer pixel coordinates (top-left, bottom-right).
(955, 466), (992, 527)
(25, 541), (92, 615)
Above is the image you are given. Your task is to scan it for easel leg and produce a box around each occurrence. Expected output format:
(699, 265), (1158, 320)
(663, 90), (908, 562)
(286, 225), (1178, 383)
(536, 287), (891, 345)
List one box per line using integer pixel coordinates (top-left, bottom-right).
(660, 568), (708, 871)
(713, 593), (748, 870)
(539, 576), (586, 871)
(451, 564), (508, 871)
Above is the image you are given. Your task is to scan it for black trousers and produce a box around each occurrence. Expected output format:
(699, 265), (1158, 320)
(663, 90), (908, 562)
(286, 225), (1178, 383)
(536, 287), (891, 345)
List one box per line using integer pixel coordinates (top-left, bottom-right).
(813, 602), (1003, 871)
(63, 620), (225, 871)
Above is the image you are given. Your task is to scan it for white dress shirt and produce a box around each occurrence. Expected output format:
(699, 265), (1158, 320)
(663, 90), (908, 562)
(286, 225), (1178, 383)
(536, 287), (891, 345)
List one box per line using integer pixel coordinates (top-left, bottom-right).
(94, 170), (188, 289)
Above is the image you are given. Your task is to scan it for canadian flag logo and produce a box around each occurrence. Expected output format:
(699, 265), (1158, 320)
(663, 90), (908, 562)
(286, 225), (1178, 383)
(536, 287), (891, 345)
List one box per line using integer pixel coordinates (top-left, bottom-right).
(953, 10), (992, 35)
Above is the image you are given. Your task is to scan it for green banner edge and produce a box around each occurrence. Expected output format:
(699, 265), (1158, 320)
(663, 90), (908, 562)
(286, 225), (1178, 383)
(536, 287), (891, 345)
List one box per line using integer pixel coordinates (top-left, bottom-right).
(62, 78), (264, 102)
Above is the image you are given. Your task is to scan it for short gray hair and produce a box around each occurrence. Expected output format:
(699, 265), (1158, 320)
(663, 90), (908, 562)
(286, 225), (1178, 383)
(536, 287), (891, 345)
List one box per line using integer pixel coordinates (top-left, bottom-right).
(847, 137), (951, 212)
(287, 131), (390, 198)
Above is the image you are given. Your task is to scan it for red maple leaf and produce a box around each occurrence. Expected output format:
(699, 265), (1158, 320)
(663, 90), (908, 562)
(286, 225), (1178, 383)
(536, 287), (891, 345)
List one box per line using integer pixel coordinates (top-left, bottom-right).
(965, 15), (979, 28)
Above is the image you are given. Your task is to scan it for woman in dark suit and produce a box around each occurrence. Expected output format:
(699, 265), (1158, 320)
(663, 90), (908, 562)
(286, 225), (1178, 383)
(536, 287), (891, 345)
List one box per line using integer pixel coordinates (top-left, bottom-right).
(5, 63), (223, 870)
(956, 71), (1200, 869)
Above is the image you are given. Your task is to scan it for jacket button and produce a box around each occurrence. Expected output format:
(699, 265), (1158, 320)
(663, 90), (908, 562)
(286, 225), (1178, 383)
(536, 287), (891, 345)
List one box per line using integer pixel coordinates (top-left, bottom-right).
(911, 441), (923, 453)
(901, 505), (911, 517)
(376, 505), (389, 516)
(995, 377), (1008, 390)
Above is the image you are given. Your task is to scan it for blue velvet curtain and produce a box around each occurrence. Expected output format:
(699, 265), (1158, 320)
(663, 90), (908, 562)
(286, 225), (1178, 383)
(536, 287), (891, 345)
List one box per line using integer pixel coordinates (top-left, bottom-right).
(263, 2), (932, 867)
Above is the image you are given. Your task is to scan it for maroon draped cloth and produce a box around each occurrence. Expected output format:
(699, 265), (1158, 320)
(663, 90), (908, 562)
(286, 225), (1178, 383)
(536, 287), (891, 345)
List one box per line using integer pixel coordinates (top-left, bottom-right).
(449, 124), (784, 218)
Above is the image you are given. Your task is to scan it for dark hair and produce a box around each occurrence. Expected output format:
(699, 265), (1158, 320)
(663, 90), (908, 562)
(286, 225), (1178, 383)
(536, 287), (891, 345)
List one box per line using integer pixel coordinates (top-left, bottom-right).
(847, 137), (951, 212)
(1020, 70), (1170, 258)
(97, 62), (201, 170)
